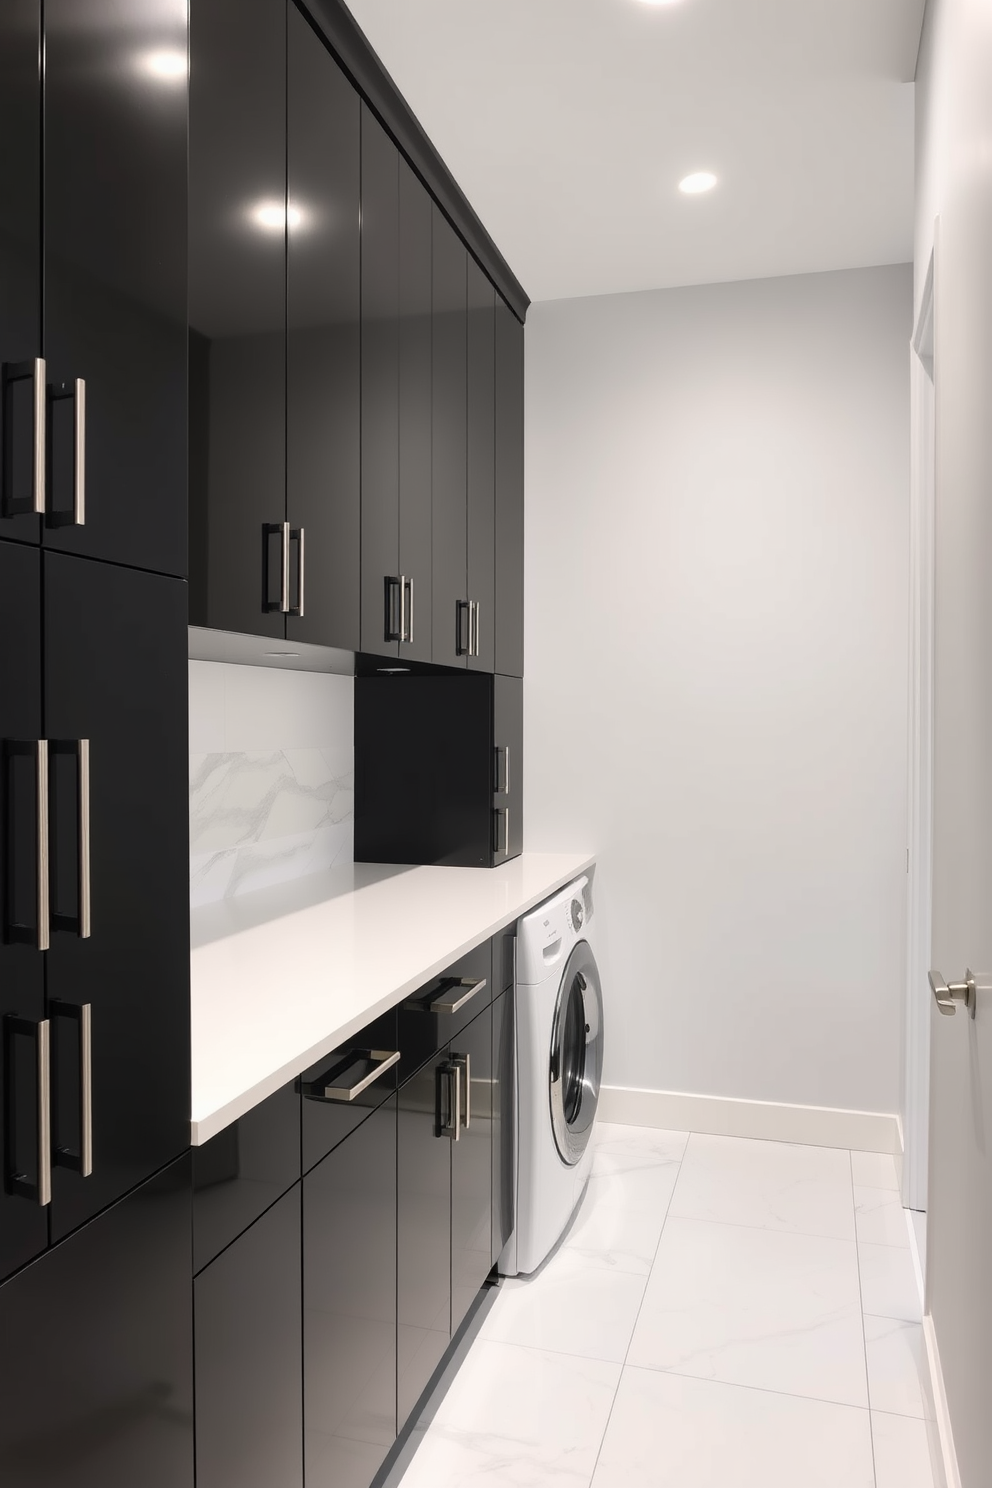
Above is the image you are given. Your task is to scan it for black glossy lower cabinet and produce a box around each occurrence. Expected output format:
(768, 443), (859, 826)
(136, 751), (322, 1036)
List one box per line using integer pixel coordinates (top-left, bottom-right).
(0, 1153), (193, 1488)
(451, 1007), (493, 1331)
(397, 1054), (452, 1425)
(304, 1096), (397, 1488)
(195, 1185), (303, 1488)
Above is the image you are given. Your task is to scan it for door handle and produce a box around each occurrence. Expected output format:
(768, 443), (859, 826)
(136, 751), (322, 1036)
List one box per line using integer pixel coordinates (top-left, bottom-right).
(384, 575), (404, 642)
(3, 1015), (51, 1205)
(301, 1048), (400, 1102)
(436, 1059), (461, 1141)
(472, 600), (481, 657)
(50, 739), (91, 938)
(263, 522), (291, 613)
(494, 807), (509, 856)
(402, 576), (414, 644)
(288, 526), (305, 618)
(494, 745), (510, 795)
(929, 969), (977, 1018)
(48, 377), (86, 526)
(408, 976), (487, 1016)
(50, 1001), (93, 1176)
(3, 739), (50, 950)
(456, 599), (471, 656)
(452, 1051), (471, 1129)
(1, 357), (46, 516)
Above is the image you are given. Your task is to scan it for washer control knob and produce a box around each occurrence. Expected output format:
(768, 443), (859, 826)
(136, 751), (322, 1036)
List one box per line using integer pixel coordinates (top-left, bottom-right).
(570, 898), (584, 931)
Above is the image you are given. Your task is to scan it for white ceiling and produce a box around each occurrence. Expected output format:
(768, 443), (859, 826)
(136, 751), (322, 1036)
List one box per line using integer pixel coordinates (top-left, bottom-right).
(345, 0), (925, 304)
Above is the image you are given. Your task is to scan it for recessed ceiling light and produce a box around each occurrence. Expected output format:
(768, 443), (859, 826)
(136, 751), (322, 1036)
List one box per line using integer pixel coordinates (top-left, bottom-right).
(637, 0), (685, 7)
(249, 201), (304, 233)
(679, 171), (718, 195)
(139, 48), (188, 81)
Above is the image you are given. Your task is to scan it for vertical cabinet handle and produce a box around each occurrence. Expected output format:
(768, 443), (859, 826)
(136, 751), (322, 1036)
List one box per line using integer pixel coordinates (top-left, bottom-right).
(289, 526), (305, 618)
(452, 1051), (471, 1129)
(48, 377), (86, 526)
(436, 1059), (462, 1141)
(494, 807), (509, 857)
(456, 599), (471, 656)
(50, 1001), (94, 1177)
(263, 522), (291, 614)
(3, 739), (50, 950)
(403, 577), (414, 644)
(398, 573), (407, 645)
(385, 575), (406, 643)
(2, 1015), (51, 1206)
(494, 745), (510, 795)
(1, 357), (47, 517)
(51, 739), (91, 938)
(472, 601), (481, 657)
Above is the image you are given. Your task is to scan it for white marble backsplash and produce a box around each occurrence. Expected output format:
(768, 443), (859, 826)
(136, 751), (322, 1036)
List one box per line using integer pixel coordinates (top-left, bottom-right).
(189, 661), (354, 908)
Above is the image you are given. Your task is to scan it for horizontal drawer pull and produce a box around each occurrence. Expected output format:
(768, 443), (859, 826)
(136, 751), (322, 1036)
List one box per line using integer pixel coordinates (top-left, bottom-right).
(410, 976), (487, 1016)
(302, 1048), (400, 1103)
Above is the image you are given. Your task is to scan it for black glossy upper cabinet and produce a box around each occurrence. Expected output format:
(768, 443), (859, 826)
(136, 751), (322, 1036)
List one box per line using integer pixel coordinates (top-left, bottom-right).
(495, 299), (525, 677)
(44, 0), (187, 577)
(0, 2), (43, 547)
(287, 6), (361, 652)
(466, 262), (496, 674)
(397, 160), (434, 664)
(189, 0), (287, 636)
(0, 540), (46, 1284)
(432, 209), (469, 669)
(359, 109), (400, 659)
(44, 556), (190, 1241)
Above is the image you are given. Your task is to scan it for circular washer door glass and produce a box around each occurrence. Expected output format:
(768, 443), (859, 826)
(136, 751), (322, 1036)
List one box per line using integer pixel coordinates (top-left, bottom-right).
(549, 940), (604, 1166)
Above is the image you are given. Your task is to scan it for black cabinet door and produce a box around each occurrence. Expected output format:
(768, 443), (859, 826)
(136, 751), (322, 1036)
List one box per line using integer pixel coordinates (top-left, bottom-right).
(431, 208), (468, 669)
(398, 160), (434, 664)
(359, 108), (400, 659)
(0, 541), (47, 1282)
(0, 1153), (194, 1488)
(493, 674), (523, 864)
(467, 261), (496, 674)
(397, 1055), (451, 1425)
(495, 299), (524, 678)
(189, 0), (286, 636)
(491, 988), (514, 1265)
(304, 1098), (397, 1488)
(450, 1005), (493, 1334)
(43, 0), (187, 577)
(286, 7), (361, 652)
(0, 1), (43, 547)
(195, 1184), (303, 1488)
(44, 555), (189, 1241)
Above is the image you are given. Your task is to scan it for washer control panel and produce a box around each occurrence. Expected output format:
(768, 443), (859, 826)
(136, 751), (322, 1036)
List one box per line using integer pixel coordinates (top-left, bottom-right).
(516, 875), (592, 985)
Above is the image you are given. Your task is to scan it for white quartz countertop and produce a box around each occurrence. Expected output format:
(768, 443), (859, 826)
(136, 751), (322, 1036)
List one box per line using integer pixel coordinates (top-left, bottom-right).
(190, 850), (595, 1144)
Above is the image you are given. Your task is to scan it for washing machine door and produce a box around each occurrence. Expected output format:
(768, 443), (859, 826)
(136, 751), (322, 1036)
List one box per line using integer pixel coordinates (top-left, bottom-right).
(549, 940), (604, 1166)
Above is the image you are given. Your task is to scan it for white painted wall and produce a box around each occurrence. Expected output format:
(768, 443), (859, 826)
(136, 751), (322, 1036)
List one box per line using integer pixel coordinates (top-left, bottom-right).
(524, 265), (912, 1114)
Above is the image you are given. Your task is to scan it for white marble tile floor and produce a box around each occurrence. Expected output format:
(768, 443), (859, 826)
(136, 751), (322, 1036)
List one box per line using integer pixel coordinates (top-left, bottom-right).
(395, 1124), (937, 1488)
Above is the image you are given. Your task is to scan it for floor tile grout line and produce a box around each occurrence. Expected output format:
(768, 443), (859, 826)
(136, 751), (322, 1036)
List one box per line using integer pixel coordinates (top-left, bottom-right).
(851, 1148), (880, 1488)
(585, 1131), (692, 1485)
(624, 1359), (877, 1415)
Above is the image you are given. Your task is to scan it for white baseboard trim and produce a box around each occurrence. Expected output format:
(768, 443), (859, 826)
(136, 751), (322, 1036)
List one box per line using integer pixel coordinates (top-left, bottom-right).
(922, 1313), (961, 1488)
(598, 1085), (901, 1154)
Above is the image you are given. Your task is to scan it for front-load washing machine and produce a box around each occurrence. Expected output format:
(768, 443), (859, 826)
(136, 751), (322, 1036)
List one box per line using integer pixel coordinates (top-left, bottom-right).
(501, 872), (604, 1276)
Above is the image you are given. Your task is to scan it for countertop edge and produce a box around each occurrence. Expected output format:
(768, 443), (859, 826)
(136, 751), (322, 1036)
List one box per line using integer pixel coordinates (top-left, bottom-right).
(190, 852), (596, 1144)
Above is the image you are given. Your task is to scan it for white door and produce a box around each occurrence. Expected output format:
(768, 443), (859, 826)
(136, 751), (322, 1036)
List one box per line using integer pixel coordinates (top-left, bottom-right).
(927, 201), (992, 1484)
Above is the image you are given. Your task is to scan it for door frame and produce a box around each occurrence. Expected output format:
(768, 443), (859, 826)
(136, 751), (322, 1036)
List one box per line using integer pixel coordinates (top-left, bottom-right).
(904, 247), (935, 1215)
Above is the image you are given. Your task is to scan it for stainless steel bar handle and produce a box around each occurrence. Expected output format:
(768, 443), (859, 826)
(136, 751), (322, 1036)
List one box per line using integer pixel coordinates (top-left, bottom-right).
(281, 520), (291, 613)
(33, 357), (46, 515)
(456, 599), (471, 655)
(453, 1052), (471, 1129)
(494, 745), (510, 795)
(403, 577), (414, 644)
(448, 1062), (461, 1141)
(291, 526), (305, 618)
(73, 377), (86, 525)
(303, 1048), (400, 1102)
(472, 600), (481, 657)
(37, 1019), (51, 1206)
(427, 976), (487, 1015)
(79, 1002), (93, 1176)
(398, 573), (407, 646)
(78, 739), (91, 939)
(37, 740), (50, 951)
(494, 807), (509, 856)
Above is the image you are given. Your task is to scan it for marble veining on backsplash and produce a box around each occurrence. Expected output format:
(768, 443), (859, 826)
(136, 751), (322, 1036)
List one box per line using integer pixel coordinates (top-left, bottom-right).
(189, 749), (354, 908)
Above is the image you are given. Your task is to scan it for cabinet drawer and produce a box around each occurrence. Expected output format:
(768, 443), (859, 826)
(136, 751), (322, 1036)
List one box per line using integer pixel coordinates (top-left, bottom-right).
(194, 1080), (301, 1273)
(398, 939), (493, 1075)
(301, 1009), (399, 1174)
